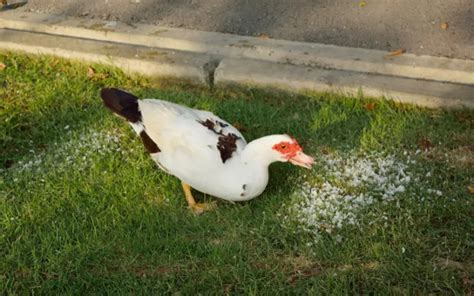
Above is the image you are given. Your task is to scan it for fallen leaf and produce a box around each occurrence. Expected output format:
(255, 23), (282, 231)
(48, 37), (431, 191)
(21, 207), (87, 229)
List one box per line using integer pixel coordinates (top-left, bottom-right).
(87, 66), (96, 78)
(359, 0), (367, 7)
(462, 274), (473, 286)
(418, 138), (433, 151)
(0, 62), (6, 70)
(364, 102), (376, 111)
(436, 258), (473, 272)
(440, 22), (449, 30)
(257, 33), (270, 39)
(384, 48), (406, 59)
(50, 59), (60, 68)
(287, 264), (323, 285)
(87, 66), (108, 80)
(320, 147), (330, 155)
(468, 185), (474, 195)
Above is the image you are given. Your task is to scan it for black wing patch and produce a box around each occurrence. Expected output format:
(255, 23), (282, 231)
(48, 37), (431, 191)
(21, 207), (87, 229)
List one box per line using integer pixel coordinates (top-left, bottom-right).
(199, 119), (216, 130)
(198, 119), (228, 132)
(140, 131), (160, 153)
(198, 118), (240, 163)
(217, 133), (239, 163)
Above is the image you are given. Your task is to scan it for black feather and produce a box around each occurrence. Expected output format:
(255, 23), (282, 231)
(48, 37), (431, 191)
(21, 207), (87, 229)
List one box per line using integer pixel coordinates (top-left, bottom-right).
(217, 133), (239, 163)
(100, 88), (141, 123)
(140, 131), (161, 153)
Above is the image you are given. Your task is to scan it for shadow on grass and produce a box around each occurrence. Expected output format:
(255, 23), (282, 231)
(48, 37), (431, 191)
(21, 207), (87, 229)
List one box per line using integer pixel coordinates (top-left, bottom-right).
(0, 52), (148, 165)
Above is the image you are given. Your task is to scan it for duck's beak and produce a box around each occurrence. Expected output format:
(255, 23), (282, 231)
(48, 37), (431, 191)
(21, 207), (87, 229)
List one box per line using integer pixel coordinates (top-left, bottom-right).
(289, 152), (314, 169)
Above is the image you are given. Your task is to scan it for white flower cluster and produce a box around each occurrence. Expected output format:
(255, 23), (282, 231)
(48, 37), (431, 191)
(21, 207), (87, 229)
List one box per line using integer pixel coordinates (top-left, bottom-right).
(324, 154), (410, 201)
(6, 126), (132, 179)
(282, 152), (442, 243)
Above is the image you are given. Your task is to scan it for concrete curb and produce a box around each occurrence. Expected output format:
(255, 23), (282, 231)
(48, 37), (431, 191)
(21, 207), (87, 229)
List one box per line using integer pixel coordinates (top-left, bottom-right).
(0, 10), (473, 109)
(0, 29), (213, 83)
(215, 58), (474, 109)
(1, 11), (473, 85)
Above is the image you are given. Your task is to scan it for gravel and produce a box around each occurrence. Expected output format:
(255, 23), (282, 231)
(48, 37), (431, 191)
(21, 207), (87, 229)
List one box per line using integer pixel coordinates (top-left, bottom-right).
(17, 0), (474, 60)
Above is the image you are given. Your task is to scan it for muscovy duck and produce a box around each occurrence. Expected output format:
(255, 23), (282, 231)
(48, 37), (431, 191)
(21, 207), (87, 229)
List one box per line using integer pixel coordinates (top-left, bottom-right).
(101, 88), (314, 213)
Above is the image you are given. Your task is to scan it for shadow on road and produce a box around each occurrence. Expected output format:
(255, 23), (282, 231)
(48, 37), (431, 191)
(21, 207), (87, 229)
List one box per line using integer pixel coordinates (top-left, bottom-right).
(18, 0), (474, 60)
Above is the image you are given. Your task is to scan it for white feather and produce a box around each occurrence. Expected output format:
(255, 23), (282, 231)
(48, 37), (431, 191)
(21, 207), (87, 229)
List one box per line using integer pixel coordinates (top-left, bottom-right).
(135, 98), (296, 201)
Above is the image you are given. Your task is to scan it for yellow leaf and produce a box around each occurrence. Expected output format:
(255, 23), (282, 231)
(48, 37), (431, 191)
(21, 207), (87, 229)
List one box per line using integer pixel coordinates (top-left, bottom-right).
(384, 48), (406, 59)
(440, 22), (449, 30)
(257, 33), (270, 39)
(359, 0), (367, 7)
(87, 66), (95, 78)
(468, 185), (474, 195)
(364, 102), (376, 111)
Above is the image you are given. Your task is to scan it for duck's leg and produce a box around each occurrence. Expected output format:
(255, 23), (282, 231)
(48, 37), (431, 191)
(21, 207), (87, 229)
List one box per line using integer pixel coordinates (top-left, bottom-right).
(181, 181), (216, 214)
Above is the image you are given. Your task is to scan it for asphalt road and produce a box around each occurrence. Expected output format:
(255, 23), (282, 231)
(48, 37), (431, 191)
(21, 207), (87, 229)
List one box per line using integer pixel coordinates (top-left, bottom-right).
(17, 0), (474, 60)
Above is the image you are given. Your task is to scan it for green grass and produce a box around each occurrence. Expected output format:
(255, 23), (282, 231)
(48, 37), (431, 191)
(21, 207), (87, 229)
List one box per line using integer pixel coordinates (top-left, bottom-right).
(1, 52), (473, 294)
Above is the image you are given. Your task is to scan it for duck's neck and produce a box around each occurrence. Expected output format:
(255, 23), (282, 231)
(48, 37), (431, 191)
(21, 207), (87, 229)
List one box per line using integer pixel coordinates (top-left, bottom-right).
(241, 136), (278, 168)
(235, 136), (278, 199)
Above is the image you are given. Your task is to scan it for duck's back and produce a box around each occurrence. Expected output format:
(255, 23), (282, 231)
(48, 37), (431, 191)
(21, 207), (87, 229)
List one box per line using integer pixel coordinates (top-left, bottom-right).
(138, 99), (252, 199)
(101, 88), (269, 201)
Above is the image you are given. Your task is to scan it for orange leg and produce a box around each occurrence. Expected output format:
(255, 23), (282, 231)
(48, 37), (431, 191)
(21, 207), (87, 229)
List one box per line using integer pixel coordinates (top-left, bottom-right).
(181, 181), (216, 214)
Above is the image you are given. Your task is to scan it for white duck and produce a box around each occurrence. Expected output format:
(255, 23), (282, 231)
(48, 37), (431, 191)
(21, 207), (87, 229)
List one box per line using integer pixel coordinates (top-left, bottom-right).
(101, 88), (314, 213)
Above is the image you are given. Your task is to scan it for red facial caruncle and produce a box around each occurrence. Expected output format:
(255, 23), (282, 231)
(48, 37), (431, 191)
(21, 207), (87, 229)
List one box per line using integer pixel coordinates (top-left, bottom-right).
(272, 139), (302, 159)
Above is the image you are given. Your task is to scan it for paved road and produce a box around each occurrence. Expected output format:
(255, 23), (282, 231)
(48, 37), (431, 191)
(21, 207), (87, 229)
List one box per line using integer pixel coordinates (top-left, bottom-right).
(18, 0), (474, 60)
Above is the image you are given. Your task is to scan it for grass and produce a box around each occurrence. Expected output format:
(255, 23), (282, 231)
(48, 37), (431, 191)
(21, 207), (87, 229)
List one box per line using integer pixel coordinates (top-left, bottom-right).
(1, 52), (473, 294)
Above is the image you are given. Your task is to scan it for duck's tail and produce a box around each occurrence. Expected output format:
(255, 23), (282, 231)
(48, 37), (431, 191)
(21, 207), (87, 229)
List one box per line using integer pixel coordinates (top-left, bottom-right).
(100, 88), (160, 153)
(100, 88), (141, 123)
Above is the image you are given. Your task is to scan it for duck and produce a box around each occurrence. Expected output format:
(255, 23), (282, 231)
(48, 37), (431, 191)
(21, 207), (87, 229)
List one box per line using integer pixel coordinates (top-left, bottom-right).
(100, 88), (314, 214)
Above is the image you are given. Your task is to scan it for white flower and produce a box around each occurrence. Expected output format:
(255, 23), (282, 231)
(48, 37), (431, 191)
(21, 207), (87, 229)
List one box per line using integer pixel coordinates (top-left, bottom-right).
(283, 151), (430, 245)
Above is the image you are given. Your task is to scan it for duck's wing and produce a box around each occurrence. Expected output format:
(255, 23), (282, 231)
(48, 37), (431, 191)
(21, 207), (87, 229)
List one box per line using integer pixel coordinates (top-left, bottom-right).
(138, 99), (246, 164)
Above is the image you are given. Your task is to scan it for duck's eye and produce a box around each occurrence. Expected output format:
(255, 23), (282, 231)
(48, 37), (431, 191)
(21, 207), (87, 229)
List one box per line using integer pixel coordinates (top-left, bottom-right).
(281, 144), (287, 149)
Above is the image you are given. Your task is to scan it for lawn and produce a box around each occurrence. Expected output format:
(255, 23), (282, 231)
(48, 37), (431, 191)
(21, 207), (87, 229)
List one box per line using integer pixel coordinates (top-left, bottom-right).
(1, 52), (473, 294)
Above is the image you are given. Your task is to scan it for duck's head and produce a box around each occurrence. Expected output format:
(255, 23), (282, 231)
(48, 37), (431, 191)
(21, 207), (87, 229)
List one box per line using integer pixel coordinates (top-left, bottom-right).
(270, 135), (314, 169)
(247, 134), (314, 169)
